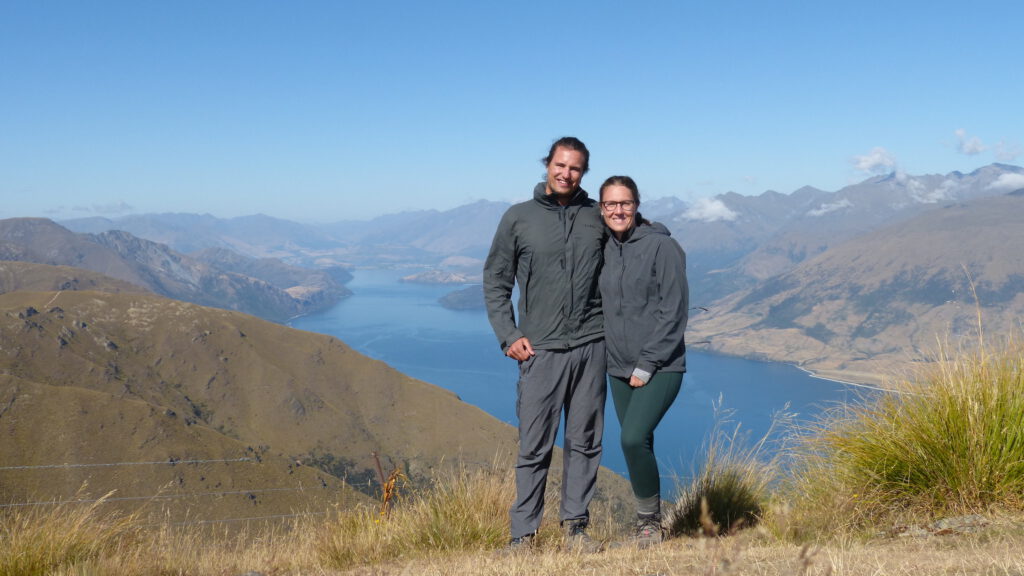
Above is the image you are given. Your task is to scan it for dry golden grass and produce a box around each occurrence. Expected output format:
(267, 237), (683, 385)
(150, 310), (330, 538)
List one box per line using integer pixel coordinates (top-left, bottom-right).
(7, 476), (1024, 575)
(33, 525), (1024, 576)
(10, 325), (1024, 574)
(0, 492), (138, 576)
(314, 461), (580, 569)
(325, 524), (1024, 576)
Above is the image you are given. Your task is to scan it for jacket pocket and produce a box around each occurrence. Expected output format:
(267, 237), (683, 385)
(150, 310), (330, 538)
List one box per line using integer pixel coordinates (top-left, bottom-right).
(518, 253), (533, 315)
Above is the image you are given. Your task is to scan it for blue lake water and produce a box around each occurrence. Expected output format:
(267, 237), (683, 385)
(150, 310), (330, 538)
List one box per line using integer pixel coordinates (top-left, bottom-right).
(290, 269), (861, 488)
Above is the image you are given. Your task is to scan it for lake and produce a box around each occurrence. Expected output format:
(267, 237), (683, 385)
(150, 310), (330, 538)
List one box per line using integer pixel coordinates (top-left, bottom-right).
(290, 269), (860, 487)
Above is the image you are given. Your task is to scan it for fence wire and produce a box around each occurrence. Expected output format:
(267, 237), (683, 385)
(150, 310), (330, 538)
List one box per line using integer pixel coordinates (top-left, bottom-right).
(0, 457), (255, 471)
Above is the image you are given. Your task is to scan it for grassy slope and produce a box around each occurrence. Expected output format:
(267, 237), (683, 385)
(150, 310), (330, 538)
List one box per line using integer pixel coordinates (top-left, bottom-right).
(0, 375), (366, 522)
(0, 261), (148, 295)
(1, 265), (632, 523)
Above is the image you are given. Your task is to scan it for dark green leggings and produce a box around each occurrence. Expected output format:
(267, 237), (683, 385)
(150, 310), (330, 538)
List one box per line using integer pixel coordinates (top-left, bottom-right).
(609, 372), (683, 500)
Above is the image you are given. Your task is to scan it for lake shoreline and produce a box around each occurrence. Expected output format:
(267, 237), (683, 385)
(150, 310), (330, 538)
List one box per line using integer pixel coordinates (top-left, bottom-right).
(688, 344), (886, 390)
(291, 268), (862, 478)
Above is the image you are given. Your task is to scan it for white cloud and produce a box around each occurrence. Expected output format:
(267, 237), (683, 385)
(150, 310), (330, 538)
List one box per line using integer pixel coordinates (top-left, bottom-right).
(987, 173), (1024, 192)
(852, 147), (897, 175)
(807, 198), (852, 217)
(909, 178), (952, 203)
(955, 129), (987, 155)
(682, 198), (738, 222)
(888, 172), (950, 204)
(922, 179), (960, 203)
(901, 174), (927, 200)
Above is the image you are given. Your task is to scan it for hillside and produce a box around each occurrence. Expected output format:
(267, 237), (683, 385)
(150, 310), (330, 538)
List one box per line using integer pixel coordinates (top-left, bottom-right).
(665, 186), (831, 299)
(0, 260), (147, 295)
(192, 246), (352, 310)
(0, 217), (349, 322)
(0, 271), (630, 521)
(690, 191), (1024, 381)
(0, 374), (369, 522)
(0, 285), (508, 516)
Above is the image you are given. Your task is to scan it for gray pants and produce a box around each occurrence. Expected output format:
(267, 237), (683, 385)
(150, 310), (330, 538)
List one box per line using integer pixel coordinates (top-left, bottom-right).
(510, 340), (607, 538)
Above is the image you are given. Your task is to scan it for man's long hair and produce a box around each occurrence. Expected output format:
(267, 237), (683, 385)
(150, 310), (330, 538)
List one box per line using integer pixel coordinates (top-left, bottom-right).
(541, 136), (590, 174)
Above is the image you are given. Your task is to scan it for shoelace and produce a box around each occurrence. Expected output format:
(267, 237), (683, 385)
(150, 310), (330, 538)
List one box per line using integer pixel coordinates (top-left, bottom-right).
(637, 519), (661, 536)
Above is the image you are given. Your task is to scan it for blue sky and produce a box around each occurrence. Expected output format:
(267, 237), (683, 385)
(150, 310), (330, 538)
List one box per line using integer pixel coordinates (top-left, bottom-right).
(2, 1), (1021, 222)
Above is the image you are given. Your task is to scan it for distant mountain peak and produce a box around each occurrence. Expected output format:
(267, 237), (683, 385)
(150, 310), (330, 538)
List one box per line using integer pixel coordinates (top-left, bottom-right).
(982, 162), (1024, 174)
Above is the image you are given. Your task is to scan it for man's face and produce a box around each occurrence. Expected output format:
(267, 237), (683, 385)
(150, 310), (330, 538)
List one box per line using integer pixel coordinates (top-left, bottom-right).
(545, 147), (586, 198)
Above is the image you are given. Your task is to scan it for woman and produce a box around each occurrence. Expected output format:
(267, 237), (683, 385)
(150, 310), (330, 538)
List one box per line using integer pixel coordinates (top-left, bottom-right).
(598, 175), (688, 547)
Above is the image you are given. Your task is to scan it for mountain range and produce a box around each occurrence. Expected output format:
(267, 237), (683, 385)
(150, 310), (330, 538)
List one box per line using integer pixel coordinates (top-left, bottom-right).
(691, 190), (1024, 381)
(0, 218), (352, 323)
(665, 163), (1024, 380)
(62, 200), (509, 271)
(55, 162), (1024, 382)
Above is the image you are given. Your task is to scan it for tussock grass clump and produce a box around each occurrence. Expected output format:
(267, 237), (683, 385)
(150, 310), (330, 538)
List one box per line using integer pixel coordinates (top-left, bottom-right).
(784, 334), (1024, 536)
(669, 402), (783, 537)
(317, 463), (517, 569)
(0, 492), (137, 576)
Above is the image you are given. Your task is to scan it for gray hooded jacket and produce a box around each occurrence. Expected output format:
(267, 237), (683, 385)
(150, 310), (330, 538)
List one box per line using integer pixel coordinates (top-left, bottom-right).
(483, 182), (606, 352)
(599, 220), (688, 380)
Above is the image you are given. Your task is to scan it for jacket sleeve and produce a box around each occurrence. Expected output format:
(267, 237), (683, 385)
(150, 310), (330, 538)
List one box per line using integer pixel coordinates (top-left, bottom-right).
(483, 210), (523, 352)
(635, 237), (689, 374)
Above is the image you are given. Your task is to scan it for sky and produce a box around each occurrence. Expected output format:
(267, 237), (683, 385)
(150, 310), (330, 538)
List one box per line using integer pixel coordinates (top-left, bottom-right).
(2, 1), (1022, 222)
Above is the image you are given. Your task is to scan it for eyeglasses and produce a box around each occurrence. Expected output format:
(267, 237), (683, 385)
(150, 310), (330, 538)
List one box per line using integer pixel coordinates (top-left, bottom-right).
(600, 200), (637, 212)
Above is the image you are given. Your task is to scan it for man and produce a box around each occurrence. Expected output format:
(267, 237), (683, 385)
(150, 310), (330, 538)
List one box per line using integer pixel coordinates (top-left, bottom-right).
(483, 136), (607, 551)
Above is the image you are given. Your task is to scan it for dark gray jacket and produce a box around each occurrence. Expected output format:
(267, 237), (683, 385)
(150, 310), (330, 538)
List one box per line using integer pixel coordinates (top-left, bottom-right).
(483, 183), (606, 352)
(599, 221), (688, 379)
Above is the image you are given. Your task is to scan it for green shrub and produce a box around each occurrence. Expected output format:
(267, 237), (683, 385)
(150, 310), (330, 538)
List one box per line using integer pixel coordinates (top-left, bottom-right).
(669, 399), (785, 537)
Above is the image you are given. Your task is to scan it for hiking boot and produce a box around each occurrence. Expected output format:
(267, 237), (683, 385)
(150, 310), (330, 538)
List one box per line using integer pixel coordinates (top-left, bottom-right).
(501, 532), (536, 555)
(634, 513), (663, 549)
(563, 519), (602, 553)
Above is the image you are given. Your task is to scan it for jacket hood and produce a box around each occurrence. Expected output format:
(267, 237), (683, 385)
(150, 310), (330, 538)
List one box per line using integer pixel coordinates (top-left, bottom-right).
(532, 182), (591, 207)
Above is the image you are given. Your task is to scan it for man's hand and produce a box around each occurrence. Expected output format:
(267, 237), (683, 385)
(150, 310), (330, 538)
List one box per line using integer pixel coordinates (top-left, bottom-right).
(505, 337), (536, 361)
(629, 375), (647, 388)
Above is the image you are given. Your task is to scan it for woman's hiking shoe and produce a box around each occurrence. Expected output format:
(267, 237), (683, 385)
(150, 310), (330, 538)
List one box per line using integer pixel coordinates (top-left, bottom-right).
(563, 519), (602, 553)
(634, 513), (664, 549)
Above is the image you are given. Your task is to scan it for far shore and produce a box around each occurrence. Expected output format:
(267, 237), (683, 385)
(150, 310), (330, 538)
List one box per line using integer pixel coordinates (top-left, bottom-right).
(795, 366), (894, 392)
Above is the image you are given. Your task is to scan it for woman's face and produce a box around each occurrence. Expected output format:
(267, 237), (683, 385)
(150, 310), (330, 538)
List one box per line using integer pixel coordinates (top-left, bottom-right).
(600, 184), (638, 238)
